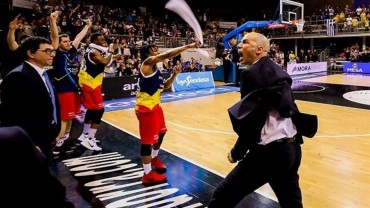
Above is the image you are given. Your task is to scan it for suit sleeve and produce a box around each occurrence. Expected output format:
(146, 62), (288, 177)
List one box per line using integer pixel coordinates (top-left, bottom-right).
(230, 136), (249, 161)
(0, 126), (75, 208)
(1, 72), (36, 128)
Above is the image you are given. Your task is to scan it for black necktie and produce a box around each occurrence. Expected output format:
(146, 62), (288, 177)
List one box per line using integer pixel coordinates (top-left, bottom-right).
(42, 71), (57, 124)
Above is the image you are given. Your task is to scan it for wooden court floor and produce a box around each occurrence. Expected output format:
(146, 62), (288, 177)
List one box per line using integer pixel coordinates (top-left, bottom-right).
(103, 73), (370, 208)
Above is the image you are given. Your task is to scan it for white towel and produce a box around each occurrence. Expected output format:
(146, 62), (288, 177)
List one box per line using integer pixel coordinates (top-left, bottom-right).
(165, 0), (209, 58)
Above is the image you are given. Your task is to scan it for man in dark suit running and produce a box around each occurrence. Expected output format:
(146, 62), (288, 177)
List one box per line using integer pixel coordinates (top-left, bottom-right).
(208, 32), (305, 208)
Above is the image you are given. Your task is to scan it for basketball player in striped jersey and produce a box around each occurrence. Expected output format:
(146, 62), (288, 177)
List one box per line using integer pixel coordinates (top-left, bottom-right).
(136, 42), (200, 184)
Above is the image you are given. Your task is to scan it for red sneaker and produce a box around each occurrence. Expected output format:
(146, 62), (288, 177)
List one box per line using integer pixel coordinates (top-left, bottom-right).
(142, 170), (167, 184)
(151, 157), (166, 170)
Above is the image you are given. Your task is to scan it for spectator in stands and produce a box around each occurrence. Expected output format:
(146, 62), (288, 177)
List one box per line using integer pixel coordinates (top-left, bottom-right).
(289, 51), (296, 63)
(352, 17), (359, 31)
(3, 14), (32, 78)
(329, 57), (336, 70)
(311, 49), (319, 62)
(109, 37), (122, 55)
(116, 59), (126, 76)
(306, 49), (313, 62)
(188, 33), (197, 44)
(361, 49), (370, 62)
(346, 15), (353, 32)
(172, 53), (182, 66)
(297, 48), (305, 63)
(345, 47), (351, 61)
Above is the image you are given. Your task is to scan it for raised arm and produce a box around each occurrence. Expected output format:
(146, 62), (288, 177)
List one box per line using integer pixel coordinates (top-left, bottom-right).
(49, 11), (60, 49)
(72, 19), (91, 49)
(7, 14), (22, 51)
(68, 4), (80, 19)
(141, 42), (200, 76)
(90, 50), (122, 66)
(152, 42), (200, 64)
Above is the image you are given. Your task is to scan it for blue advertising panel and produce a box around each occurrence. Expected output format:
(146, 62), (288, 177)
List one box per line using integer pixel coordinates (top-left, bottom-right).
(173, 72), (215, 92)
(211, 63), (236, 83)
(343, 62), (370, 74)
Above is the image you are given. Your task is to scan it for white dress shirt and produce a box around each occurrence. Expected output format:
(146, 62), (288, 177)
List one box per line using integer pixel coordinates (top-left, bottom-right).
(259, 109), (297, 145)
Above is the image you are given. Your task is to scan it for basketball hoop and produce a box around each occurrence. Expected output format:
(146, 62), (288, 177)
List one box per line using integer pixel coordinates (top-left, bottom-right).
(294, 19), (304, 32)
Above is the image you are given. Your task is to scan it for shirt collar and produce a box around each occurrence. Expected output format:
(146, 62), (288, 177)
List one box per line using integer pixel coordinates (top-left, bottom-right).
(25, 61), (47, 76)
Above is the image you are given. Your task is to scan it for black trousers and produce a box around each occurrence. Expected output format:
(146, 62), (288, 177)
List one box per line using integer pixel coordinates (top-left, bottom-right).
(235, 64), (242, 86)
(223, 62), (231, 83)
(208, 140), (303, 208)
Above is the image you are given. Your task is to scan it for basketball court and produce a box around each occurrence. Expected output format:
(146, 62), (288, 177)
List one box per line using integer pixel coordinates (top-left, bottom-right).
(51, 70), (370, 208)
(35, 1), (370, 207)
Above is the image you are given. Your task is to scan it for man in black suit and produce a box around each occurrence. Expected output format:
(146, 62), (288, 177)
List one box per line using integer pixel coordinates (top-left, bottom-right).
(221, 49), (232, 83)
(231, 46), (241, 86)
(0, 126), (74, 207)
(0, 36), (61, 158)
(208, 32), (316, 208)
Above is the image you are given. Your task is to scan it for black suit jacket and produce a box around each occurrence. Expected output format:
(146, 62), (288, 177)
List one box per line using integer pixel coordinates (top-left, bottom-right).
(228, 56), (318, 161)
(0, 126), (74, 208)
(0, 62), (61, 151)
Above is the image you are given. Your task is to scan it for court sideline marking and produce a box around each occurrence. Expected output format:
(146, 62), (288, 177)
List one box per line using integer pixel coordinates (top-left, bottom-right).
(102, 111), (370, 205)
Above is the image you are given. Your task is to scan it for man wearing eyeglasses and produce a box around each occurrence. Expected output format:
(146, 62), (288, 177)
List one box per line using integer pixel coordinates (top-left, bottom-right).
(0, 36), (61, 160)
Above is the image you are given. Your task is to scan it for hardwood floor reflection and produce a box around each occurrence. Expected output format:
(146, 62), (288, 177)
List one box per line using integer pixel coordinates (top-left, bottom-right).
(103, 73), (370, 208)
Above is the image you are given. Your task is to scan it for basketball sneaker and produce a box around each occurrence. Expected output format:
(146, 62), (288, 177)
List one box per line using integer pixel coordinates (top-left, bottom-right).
(78, 134), (100, 143)
(81, 137), (102, 151)
(151, 157), (166, 170)
(52, 139), (65, 155)
(52, 137), (75, 155)
(77, 133), (88, 142)
(141, 170), (167, 184)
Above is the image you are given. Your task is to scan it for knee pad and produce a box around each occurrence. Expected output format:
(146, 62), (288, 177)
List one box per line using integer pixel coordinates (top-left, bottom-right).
(84, 110), (92, 122)
(141, 144), (151, 156)
(89, 109), (105, 124)
(158, 133), (165, 145)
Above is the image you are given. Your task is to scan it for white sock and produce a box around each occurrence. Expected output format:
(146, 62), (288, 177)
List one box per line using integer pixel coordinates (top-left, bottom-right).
(151, 149), (159, 158)
(82, 124), (90, 134)
(64, 132), (70, 138)
(143, 163), (152, 174)
(87, 128), (97, 139)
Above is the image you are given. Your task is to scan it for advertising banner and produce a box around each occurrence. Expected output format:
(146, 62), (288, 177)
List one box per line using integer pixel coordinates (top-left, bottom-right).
(343, 62), (370, 74)
(287, 62), (327, 75)
(102, 73), (170, 101)
(219, 21), (238, 29)
(173, 72), (215, 92)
